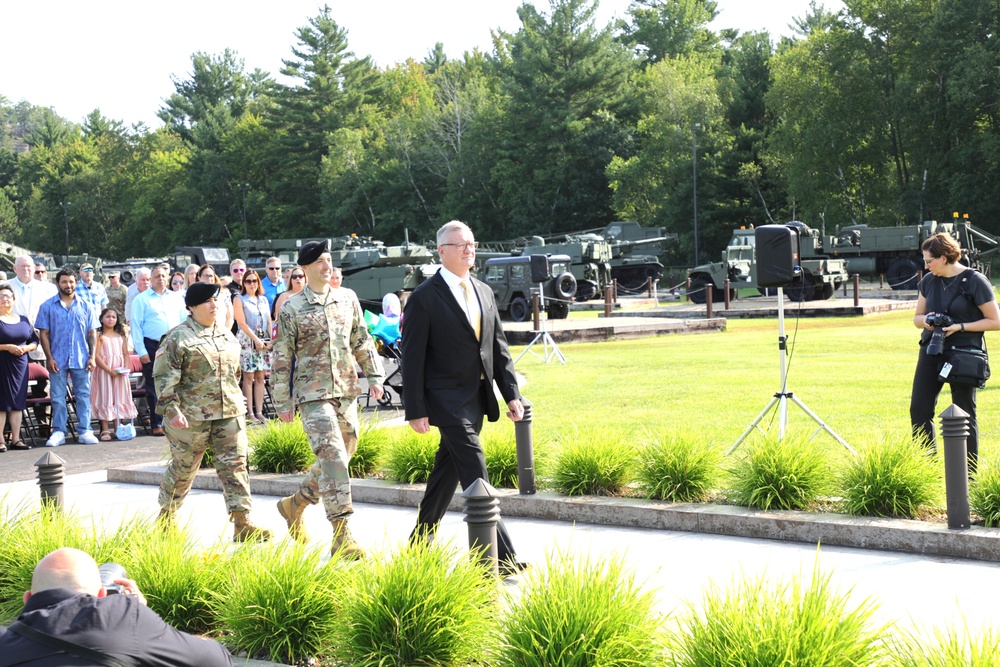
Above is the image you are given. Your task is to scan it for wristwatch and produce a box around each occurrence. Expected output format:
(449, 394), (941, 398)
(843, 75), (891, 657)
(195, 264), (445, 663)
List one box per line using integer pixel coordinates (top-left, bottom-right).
(961, 323), (966, 332)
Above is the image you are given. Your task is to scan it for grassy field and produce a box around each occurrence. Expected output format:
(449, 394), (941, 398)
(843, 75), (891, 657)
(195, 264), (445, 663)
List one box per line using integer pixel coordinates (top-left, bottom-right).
(509, 310), (999, 464)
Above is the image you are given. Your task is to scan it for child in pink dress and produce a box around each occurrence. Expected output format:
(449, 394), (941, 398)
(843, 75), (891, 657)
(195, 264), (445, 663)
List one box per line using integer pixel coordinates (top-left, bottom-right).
(91, 308), (137, 440)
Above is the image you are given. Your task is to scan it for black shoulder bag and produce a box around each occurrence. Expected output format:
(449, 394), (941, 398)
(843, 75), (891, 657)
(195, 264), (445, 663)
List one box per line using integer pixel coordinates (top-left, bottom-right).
(937, 270), (991, 388)
(6, 620), (133, 667)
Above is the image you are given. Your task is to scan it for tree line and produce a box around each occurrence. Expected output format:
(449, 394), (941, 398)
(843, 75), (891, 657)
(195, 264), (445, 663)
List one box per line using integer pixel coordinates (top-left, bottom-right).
(0, 0), (996, 267)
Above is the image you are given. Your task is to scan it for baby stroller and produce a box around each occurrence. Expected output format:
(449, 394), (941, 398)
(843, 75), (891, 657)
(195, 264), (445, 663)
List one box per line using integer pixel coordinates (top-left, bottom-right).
(366, 293), (403, 408)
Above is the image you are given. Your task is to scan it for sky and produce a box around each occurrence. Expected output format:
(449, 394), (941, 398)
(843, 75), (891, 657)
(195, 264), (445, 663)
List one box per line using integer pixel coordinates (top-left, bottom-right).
(2, 0), (845, 129)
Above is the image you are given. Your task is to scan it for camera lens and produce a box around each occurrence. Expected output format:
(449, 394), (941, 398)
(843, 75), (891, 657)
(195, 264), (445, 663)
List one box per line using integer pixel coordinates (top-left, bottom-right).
(99, 562), (127, 593)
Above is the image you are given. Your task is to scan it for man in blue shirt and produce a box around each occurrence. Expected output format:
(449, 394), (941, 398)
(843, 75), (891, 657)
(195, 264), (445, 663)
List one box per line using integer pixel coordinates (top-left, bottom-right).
(36, 268), (101, 446)
(131, 264), (187, 435)
(74, 262), (108, 315)
(262, 256), (286, 315)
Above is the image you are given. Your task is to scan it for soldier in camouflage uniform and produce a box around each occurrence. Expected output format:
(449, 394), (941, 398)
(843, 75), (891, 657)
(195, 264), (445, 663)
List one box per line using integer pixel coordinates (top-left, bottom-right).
(154, 282), (272, 542)
(272, 240), (384, 559)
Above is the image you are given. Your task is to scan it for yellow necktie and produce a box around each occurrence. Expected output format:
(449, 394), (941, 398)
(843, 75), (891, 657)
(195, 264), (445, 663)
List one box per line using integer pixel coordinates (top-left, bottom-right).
(460, 280), (481, 340)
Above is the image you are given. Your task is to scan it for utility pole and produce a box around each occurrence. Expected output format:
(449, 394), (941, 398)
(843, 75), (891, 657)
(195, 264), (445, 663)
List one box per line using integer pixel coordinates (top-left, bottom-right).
(692, 123), (701, 266)
(240, 183), (249, 240)
(60, 201), (72, 256)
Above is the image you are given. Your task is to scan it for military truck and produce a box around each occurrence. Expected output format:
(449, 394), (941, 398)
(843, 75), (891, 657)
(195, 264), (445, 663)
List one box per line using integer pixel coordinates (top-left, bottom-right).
(687, 227), (850, 303)
(794, 216), (1000, 290)
(516, 235), (611, 302)
(483, 254), (577, 321)
(172, 246), (231, 277)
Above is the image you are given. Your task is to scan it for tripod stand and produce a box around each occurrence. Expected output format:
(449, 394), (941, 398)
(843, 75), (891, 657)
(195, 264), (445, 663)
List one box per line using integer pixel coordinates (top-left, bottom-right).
(727, 286), (854, 455)
(514, 285), (566, 365)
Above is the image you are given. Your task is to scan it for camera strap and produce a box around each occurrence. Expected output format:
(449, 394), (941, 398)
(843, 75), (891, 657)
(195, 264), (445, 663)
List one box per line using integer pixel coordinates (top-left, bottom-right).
(6, 620), (134, 667)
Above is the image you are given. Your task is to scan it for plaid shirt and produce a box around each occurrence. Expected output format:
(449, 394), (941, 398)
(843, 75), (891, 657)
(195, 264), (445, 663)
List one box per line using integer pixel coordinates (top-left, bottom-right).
(75, 280), (108, 315)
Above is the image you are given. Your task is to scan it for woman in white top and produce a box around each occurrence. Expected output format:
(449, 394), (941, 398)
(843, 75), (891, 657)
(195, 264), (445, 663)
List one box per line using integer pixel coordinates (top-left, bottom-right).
(196, 264), (234, 332)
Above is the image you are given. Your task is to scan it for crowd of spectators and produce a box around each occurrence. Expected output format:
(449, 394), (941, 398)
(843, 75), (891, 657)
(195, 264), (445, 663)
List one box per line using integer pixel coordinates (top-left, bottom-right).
(1, 254), (305, 449)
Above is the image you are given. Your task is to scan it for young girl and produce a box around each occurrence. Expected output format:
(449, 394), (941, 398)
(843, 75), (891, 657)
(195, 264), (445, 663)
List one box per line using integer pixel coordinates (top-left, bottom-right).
(91, 308), (138, 440)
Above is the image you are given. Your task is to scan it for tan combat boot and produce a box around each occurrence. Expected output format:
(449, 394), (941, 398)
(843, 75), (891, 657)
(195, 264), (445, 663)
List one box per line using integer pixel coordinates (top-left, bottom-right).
(330, 517), (365, 560)
(276, 491), (312, 543)
(231, 511), (273, 543)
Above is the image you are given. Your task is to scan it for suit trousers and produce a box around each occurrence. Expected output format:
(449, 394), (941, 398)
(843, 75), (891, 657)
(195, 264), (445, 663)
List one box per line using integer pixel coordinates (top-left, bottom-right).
(142, 337), (162, 429)
(412, 387), (518, 562)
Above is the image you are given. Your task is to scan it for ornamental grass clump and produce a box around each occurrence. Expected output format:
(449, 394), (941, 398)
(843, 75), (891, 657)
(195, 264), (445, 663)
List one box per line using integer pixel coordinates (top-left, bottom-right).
(890, 626), (1000, 666)
(728, 435), (832, 510)
(382, 427), (438, 483)
(248, 415), (314, 473)
(212, 541), (346, 664)
(118, 523), (227, 635)
(498, 551), (665, 667)
(352, 417), (389, 478)
(969, 455), (1000, 526)
(483, 422), (519, 488)
(840, 435), (941, 518)
(551, 426), (636, 496)
(670, 566), (887, 666)
(0, 505), (94, 620)
(334, 541), (498, 667)
(637, 431), (722, 502)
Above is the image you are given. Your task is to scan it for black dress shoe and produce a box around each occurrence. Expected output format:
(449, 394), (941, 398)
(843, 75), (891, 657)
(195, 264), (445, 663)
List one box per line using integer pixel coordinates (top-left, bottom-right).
(498, 560), (530, 578)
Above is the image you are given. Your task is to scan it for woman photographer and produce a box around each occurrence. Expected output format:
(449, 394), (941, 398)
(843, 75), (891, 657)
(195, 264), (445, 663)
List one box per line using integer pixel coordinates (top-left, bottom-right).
(911, 233), (1000, 471)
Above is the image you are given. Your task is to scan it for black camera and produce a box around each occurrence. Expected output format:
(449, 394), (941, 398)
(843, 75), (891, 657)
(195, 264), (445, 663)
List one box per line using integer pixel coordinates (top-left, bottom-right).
(99, 562), (127, 594)
(925, 313), (954, 356)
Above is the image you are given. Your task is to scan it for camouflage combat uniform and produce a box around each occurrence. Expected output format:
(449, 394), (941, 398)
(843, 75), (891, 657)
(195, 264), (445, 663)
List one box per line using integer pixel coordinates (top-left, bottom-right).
(106, 284), (127, 321)
(154, 316), (253, 514)
(272, 285), (384, 520)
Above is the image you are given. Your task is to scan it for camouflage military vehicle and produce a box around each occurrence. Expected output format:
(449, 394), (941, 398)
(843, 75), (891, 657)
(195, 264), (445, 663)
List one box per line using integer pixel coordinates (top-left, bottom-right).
(172, 246), (232, 277)
(687, 226), (849, 303)
(483, 254), (577, 321)
(517, 235), (611, 302)
(796, 216), (999, 289)
(601, 221), (672, 290)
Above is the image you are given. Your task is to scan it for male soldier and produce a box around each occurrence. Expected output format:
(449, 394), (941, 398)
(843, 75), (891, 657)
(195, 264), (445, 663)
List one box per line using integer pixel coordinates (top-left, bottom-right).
(272, 239), (385, 558)
(105, 270), (127, 321)
(154, 282), (271, 542)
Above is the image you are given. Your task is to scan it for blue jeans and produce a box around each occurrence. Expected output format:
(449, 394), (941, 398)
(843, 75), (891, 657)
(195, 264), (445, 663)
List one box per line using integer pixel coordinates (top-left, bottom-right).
(50, 367), (92, 435)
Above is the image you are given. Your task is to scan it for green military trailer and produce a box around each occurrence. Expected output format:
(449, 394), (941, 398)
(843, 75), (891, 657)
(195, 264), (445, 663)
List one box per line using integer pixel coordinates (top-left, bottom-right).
(482, 254), (577, 321)
(687, 227), (850, 303)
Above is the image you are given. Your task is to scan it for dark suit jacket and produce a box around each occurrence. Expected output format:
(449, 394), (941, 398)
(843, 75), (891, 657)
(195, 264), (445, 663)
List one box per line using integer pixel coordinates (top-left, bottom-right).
(401, 270), (520, 426)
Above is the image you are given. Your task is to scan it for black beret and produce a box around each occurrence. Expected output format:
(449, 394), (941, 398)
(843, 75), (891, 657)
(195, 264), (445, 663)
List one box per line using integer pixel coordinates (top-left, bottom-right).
(297, 239), (330, 266)
(185, 282), (220, 308)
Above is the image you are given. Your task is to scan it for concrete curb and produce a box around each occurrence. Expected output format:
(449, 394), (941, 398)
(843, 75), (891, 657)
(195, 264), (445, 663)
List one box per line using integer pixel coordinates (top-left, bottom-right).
(108, 463), (1000, 563)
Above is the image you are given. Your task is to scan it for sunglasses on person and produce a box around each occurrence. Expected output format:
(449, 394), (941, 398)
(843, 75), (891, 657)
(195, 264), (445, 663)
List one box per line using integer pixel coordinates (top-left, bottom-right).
(244, 278), (259, 284)
(291, 273), (305, 279)
(267, 266), (281, 271)
(231, 268), (245, 273)
(172, 279), (185, 285)
(35, 270), (47, 275)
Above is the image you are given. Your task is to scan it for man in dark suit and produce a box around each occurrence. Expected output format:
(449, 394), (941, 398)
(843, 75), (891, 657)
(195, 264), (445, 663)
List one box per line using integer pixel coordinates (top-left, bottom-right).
(401, 220), (527, 576)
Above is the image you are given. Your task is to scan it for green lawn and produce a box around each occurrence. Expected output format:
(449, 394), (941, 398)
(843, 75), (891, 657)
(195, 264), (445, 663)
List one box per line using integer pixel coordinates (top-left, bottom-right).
(511, 310), (998, 461)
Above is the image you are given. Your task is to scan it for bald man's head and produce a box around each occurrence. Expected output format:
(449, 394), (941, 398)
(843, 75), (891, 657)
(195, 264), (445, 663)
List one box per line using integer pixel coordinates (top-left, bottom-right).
(27, 548), (105, 602)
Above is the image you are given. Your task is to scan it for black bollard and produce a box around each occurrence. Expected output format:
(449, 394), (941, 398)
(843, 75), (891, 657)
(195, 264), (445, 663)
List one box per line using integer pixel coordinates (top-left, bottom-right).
(35, 451), (67, 511)
(515, 398), (535, 495)
(462, 478), (501, 576)
(939, 404), (971, 529)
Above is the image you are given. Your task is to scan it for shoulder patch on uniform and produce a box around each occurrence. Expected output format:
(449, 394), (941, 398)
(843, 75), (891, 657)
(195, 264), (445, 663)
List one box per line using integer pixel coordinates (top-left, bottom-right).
(155, 347), (165, 358)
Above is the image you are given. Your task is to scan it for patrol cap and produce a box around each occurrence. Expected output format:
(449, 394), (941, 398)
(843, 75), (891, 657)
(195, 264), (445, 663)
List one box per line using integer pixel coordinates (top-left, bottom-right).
(106, 270), (120, 277)
(185, 282), (220, 308)
(297, 239), (330, 266)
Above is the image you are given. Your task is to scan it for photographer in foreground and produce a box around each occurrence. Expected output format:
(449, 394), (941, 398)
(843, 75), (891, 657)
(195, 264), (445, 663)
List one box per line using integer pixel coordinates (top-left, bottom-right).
(0, 547), (233, 666)
(910, 233), (1000, 471)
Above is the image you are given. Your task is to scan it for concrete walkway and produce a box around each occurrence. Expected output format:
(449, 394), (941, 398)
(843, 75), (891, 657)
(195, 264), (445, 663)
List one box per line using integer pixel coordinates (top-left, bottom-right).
(3, 468), (1000, 667)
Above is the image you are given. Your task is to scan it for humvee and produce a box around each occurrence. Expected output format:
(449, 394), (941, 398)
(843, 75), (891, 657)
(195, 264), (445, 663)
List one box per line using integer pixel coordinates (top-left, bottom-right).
(483, 254), (577, 321)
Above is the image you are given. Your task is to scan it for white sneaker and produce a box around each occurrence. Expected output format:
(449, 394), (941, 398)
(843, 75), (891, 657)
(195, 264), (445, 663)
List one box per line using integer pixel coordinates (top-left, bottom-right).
(45, 431), (66, 447)
(77, 431), (99, 445)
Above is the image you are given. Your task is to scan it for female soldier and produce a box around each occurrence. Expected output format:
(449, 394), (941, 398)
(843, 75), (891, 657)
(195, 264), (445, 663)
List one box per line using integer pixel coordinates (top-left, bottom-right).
(911, 232), (1000, 471)
(153, 282), (271, 541)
